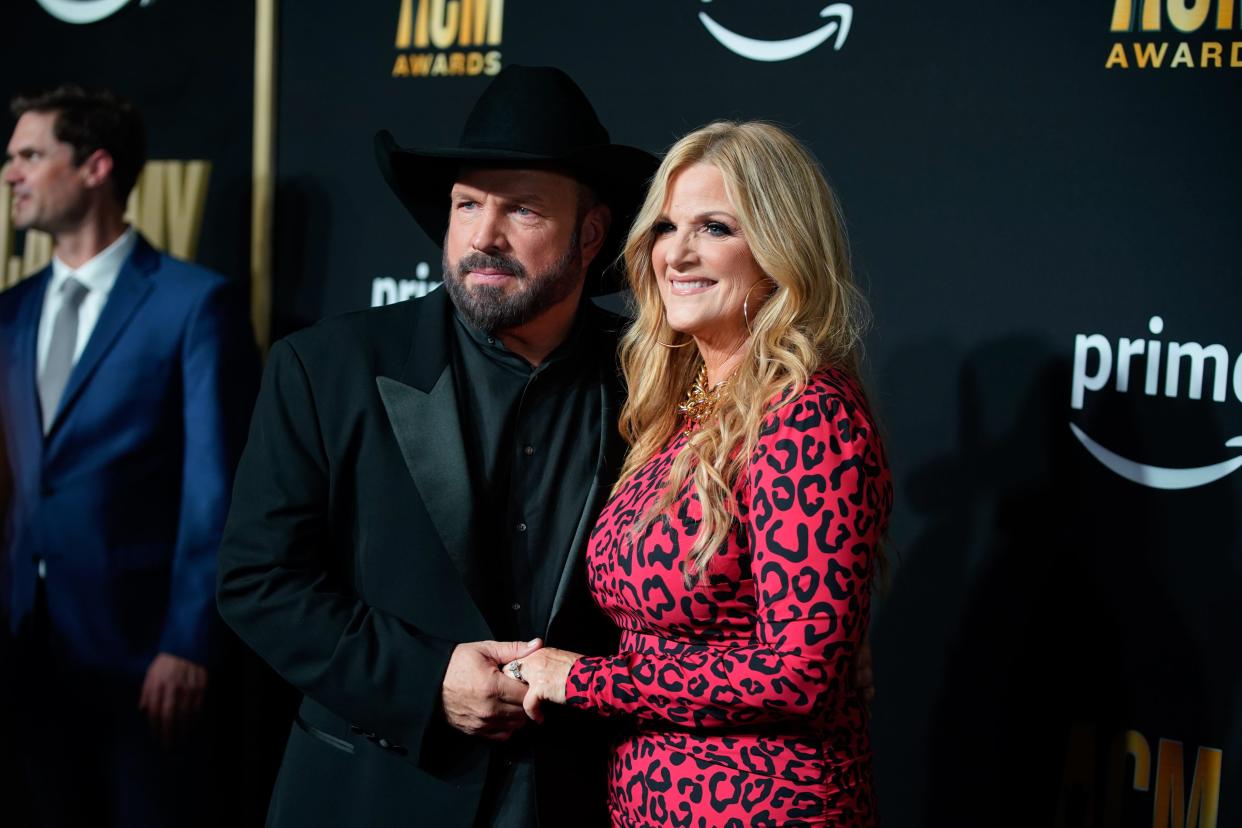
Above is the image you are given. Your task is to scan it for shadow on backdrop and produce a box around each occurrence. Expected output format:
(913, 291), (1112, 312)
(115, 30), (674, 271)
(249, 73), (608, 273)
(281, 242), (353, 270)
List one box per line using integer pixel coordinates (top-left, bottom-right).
(273, 178), (334, 340)
(872, 334), (1235, 827)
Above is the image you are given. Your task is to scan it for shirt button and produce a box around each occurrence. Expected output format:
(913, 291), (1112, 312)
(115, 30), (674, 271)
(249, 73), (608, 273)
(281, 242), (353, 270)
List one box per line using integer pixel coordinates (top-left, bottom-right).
(516, 522), (527, 533)
(511, 602), (522, 612)
(523, 445), (534, 456)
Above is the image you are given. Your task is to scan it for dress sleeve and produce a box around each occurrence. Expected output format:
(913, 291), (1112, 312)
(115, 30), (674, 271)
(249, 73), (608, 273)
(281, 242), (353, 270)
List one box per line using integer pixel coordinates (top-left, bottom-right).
(565, 379), (891, 728)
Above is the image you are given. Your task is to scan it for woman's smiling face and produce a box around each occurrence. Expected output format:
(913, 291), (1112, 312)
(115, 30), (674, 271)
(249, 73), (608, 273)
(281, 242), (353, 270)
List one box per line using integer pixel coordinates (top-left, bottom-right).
(651, 162), (768, 354)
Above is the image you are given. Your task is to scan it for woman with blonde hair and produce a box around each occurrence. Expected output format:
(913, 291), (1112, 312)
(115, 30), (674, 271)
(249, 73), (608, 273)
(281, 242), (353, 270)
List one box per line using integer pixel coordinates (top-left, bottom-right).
(512, 121), (892, 826)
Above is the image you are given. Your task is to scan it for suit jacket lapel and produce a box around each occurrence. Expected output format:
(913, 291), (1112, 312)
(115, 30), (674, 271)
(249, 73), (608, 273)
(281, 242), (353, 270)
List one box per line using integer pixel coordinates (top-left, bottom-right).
(377, 290), (488, 623)
(48, 238), (157, 436)
(377, 371), (484, 609)
(6, 270), (50, 491)
(545, 315), (624, 634)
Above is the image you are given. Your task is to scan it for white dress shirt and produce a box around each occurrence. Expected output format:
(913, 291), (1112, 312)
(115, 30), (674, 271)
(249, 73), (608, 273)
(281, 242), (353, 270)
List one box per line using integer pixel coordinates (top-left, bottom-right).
(36, 227), (138, 377)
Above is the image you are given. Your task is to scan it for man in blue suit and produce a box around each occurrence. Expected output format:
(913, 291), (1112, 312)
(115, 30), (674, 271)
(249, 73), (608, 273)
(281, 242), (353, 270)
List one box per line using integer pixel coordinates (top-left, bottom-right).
(0, 85), (257, 827)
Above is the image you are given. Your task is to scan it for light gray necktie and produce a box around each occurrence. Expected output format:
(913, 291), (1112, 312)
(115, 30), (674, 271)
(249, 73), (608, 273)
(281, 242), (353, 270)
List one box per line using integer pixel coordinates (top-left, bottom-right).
(39, 276), (89, 432)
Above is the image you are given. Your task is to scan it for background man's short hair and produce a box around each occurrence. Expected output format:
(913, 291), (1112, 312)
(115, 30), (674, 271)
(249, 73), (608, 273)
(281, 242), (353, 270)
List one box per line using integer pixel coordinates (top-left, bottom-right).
(10, 84), (147, 205)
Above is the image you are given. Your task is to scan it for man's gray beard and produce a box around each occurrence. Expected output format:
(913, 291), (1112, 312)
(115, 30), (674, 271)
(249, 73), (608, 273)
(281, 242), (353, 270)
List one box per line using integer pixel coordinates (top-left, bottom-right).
(442, 228), (583, 333)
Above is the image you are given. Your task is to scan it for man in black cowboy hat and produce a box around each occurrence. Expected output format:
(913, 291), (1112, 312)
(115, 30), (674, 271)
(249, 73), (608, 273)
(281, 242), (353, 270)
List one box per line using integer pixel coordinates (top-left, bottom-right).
(216, 66), (657, 827)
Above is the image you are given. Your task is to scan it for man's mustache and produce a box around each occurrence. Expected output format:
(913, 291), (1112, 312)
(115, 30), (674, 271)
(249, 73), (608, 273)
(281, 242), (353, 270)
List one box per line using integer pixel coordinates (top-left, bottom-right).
(455, 252), (528, 280)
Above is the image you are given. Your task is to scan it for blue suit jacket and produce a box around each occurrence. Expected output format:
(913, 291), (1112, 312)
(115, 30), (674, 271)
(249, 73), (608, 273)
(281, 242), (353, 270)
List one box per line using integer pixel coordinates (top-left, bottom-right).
(0, 234), (257, 681)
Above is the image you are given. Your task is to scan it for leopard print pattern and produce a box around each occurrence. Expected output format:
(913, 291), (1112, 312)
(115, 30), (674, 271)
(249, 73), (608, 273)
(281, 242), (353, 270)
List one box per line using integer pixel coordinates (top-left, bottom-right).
(566, 367), (892, 827)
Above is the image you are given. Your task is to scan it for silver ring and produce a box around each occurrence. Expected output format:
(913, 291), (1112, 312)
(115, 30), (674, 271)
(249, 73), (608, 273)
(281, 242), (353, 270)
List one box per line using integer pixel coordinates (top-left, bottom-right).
(507, 661), (524, 683)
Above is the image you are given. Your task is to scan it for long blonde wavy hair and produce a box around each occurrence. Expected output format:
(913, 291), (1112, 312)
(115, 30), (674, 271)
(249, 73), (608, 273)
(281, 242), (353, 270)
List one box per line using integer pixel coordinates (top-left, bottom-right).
(615, 121), (871, 583)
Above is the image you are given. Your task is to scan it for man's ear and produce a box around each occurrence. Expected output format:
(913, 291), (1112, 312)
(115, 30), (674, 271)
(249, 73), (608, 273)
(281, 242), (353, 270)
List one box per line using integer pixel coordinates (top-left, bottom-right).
(78, 148), (115, 191)
(578, 203), (612, 266)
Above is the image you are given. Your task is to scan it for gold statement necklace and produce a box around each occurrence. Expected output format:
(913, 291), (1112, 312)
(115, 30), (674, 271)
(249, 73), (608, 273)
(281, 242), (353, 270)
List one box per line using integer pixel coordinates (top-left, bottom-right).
(678, 363), (728, 435)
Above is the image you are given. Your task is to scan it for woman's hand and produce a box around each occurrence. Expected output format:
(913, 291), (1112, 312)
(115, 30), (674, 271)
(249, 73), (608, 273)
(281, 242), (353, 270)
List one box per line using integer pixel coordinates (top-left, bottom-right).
(504, 640), (582, 723)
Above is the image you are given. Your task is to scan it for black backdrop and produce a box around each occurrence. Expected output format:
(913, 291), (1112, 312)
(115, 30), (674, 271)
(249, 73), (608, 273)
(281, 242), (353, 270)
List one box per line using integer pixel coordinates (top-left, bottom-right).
(10, 1), (1242, 825)
(276, 3), (1242, 825)
(1, 0), (254, 282)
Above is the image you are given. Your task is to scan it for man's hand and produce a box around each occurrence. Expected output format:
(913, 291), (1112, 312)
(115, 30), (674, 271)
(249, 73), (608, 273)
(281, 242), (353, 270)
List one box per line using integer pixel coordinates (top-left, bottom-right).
(442, 639), (542, 741)
(137, 652), (208, 750)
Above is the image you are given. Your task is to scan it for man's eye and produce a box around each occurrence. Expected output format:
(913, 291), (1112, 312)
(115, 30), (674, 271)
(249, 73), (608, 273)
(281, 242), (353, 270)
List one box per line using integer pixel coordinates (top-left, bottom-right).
(456, 200), (478, 210)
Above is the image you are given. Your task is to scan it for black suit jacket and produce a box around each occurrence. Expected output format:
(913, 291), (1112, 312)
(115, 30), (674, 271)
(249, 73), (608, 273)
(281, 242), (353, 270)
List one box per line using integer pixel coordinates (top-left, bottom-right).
(217, 288), (626, 827)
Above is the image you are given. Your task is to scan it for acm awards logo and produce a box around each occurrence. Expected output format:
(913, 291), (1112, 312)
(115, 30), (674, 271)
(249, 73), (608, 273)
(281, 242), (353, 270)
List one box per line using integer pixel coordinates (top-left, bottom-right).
(1070, 317), (1242, 490)
(1106, 0), (1242, 69)
(698, 1), (853, 61)
(1056, 724), (1221, 828)
(33, 0), (153, 24)
(391, 0), (504, 78)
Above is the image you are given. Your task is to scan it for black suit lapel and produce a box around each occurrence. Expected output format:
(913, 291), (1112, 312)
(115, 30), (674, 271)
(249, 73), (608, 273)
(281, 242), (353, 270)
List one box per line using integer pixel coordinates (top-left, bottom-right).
(545, 311), (626, 634)
(377, 371), (485, 610)
(377, 290), (489, 624)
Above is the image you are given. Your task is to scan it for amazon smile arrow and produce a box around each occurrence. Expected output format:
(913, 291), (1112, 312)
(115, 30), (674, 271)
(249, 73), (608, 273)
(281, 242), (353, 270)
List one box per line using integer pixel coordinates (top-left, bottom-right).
(35, 0), (152, 25)
(1069, 423), (1242, 491)
(699, 3), (854, 62)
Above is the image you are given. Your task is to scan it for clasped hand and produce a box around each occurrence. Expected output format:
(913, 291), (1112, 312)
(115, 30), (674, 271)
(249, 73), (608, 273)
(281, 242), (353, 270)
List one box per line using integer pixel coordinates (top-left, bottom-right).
(440, 638), (578, 740)
(443, 637), (876, 739)
(501, 640), (580, 724)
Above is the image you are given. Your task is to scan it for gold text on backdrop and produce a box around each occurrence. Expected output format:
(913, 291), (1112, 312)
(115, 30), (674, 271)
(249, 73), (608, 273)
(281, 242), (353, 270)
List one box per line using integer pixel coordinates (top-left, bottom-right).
(1056, 724), (1221, 828)
(1107, 0), (1242, 68)
(392, 0), (504, 78)
(0, 159), (210, 286)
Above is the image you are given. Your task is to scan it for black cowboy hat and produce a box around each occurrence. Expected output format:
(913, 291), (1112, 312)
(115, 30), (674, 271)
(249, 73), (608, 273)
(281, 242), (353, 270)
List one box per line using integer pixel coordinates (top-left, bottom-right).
(375, 65), (659, 295)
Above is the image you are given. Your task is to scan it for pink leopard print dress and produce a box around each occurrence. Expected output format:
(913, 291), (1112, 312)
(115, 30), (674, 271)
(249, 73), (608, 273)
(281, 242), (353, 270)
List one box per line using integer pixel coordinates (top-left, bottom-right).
(565, 367), (892, 828)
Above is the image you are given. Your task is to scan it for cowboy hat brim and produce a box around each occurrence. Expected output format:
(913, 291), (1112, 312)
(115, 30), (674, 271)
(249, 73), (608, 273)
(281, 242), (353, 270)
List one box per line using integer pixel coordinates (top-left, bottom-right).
(375, 129), (658, 295)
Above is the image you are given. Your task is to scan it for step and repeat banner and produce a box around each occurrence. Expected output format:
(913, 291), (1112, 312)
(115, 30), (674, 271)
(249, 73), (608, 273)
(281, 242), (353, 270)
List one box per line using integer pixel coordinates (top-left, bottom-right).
(6, 1), (1240, 825)
(273, 2), (1240, 826)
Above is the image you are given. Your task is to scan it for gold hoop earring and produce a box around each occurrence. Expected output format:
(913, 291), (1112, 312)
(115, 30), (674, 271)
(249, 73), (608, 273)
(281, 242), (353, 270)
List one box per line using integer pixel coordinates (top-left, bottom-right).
(742, 281), (770, 335)
(656, 313), (692, 347)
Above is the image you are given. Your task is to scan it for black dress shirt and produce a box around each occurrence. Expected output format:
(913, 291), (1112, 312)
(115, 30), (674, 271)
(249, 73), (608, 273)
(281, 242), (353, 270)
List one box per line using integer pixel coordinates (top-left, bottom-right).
(451, 307), (603, 827)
